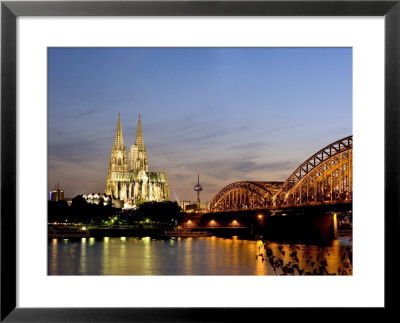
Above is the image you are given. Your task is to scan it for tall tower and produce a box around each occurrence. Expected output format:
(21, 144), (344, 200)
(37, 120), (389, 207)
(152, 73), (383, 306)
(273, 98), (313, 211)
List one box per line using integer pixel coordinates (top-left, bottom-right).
(50, 182), (64, 201)
(194, 173), (203, 207)
(129, 114), (148, 172)
(105, 113), (128, 198)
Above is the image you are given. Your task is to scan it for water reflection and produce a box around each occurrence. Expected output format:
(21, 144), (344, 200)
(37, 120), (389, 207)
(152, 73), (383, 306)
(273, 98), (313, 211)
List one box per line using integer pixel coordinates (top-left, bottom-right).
(49, 238), (58, 274)
(101, 237), (110, 275)
(143, 236), (152, 275)
(79, 238), (87, 274)
(254, 241), (267, 275)
(261, 238), (352, 275)
(184, 238), (193, 275)
(89, 237), (95, 246)
(48, 236), (352, 275)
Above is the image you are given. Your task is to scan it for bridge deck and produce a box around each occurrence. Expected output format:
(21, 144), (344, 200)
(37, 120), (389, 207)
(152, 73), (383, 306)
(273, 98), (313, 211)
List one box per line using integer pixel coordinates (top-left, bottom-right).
(208, 200), (352, 213)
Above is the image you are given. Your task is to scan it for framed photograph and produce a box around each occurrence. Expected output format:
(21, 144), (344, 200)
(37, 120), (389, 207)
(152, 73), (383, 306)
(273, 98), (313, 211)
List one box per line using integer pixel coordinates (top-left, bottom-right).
(1, 0), (399, 321)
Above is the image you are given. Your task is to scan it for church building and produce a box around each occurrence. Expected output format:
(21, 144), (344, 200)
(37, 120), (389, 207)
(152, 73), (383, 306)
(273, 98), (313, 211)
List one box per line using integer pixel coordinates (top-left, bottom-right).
(105, 114), (170, 207)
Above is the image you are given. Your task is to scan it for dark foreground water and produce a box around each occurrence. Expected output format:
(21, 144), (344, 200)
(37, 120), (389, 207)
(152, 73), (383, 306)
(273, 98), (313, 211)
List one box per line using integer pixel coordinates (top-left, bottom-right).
(48, 236), (352, 275)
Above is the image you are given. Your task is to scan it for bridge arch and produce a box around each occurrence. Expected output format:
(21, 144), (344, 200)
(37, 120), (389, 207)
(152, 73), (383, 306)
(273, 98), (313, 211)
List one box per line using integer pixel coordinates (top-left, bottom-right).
(274, 136), (352, 205)
(209, 181), (282, 212)
(209, 136), (352, 212)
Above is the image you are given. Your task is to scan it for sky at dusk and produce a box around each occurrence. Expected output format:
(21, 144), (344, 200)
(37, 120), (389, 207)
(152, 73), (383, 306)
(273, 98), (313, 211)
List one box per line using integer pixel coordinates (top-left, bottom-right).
(48, 48), (352, 202)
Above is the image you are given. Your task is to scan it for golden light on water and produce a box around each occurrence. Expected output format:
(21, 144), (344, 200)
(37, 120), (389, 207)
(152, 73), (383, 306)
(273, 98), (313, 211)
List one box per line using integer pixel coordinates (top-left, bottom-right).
(142, 237), (151, 244)
(254, 240), (267, 275)
(333, 213), (338, 237)
(49, 235), (352, 276)
(184, 238), (193, 275)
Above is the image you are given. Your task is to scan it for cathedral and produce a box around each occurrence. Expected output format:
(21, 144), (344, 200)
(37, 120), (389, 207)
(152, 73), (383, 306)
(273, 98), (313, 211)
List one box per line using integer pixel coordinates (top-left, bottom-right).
(105, 114), (170, 207)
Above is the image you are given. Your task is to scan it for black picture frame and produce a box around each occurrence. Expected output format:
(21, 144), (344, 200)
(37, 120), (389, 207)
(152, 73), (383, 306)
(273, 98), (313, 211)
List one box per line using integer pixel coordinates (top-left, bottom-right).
(1, 0), (399, 321)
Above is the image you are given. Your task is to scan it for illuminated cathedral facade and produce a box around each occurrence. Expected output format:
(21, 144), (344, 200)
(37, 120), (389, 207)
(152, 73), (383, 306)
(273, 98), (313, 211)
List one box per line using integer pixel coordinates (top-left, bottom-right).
(105, 114), (170, 207)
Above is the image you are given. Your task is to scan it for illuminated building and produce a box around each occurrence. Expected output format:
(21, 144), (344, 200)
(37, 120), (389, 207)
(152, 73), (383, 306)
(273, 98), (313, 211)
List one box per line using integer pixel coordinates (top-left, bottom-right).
(50, 182), (64, 201)
(177, 201), (209, 212)
(105, 114), (170, 207)
(82, 193), (111, 206)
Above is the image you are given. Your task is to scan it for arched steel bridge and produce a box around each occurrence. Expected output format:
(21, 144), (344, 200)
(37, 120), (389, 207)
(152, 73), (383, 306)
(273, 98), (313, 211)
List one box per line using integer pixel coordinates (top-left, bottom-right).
(209, 136), (352, 212)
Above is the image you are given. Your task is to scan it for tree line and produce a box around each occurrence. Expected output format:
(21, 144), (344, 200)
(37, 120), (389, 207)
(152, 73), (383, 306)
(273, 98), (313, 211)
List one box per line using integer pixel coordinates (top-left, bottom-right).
(48, 195), (182, 227)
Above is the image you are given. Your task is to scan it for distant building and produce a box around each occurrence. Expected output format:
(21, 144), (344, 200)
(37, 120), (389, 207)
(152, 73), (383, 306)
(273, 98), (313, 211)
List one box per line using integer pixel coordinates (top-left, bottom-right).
(82, 193), (112, 206)
(105, 114), (170, 208)
(50, 183), (64, 201)
(177, 201), (209, 212)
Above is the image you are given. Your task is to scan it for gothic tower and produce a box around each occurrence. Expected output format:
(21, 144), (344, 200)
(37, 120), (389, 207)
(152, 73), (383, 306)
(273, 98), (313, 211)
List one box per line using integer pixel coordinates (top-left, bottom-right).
(129, 114), (148, 172)
(104, 113), (170, 207)
(105, 113), (128, 199)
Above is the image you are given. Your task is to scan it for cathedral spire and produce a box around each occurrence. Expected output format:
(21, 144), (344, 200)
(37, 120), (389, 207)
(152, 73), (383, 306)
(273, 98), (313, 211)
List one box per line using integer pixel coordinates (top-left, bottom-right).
(114, 113), (124, 147)
(135, 114), (145, 150)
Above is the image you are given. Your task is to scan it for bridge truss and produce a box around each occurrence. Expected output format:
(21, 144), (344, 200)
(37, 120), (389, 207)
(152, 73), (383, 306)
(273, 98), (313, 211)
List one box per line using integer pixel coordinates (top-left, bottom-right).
(209, 136), (352, 212)
(209, 181), (282, 212)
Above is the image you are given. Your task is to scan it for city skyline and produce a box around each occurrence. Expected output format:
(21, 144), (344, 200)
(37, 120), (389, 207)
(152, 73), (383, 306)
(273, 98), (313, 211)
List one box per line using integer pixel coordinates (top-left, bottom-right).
(48, 47), (352, 201)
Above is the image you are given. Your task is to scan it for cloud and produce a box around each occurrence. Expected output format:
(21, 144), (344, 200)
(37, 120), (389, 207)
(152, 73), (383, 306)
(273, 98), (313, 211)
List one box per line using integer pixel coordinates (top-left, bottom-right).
(72, 109), (99, 119)
(230, 142), (272, 150)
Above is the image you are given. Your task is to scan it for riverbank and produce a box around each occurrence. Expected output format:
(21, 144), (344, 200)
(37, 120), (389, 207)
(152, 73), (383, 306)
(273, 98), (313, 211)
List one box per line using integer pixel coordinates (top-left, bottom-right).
(48, 224), (351, 241)
(88, 227), (164, 237)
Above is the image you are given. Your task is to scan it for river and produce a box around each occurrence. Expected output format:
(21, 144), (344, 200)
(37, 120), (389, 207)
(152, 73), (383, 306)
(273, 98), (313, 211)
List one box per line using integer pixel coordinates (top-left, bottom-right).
(48, 236), (352, 275)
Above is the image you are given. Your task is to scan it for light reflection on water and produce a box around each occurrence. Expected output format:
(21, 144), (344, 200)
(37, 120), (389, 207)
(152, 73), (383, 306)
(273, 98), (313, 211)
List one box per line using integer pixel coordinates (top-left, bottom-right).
(48, 236), (352, 275)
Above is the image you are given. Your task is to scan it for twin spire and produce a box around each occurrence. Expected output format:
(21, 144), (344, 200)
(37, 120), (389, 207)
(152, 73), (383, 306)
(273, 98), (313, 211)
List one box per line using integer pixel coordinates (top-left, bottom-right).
(113, 113), (144, 149)
(135, 114), (145, 150)
(114, 113), (124, 147)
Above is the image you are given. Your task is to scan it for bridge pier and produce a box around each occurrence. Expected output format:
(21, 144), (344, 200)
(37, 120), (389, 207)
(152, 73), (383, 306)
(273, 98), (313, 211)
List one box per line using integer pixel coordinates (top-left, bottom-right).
(260, 211), (341, 242)
(183, 207), (345, 242)
(311, 213), (338, 240)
